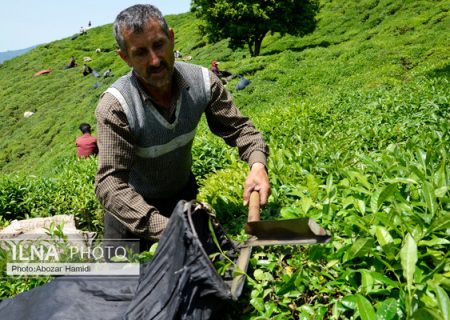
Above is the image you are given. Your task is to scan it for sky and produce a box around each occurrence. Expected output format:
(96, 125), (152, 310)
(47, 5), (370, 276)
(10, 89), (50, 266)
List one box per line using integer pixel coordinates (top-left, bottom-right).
(0, 1), (192, 52)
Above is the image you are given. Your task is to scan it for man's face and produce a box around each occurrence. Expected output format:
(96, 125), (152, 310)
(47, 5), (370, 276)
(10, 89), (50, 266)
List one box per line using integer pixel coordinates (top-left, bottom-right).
(119, 18), (175, 90)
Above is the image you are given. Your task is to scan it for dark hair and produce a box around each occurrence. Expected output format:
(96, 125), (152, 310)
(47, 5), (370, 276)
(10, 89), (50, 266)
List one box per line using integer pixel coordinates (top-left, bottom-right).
(79, 123), (91, 134)
(113, 4), (169, 56)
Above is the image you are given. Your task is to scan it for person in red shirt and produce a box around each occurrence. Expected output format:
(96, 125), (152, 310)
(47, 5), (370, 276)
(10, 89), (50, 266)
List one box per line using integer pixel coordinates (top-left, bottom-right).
(76, 123), (98, 158)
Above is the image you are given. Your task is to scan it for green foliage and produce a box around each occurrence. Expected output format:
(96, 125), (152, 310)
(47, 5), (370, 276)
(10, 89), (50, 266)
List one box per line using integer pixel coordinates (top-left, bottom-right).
(191, 0), (320, 56)
(0, 0), (449, 318)
(0, 157), (103, 232)
(197, 3), (449, 313)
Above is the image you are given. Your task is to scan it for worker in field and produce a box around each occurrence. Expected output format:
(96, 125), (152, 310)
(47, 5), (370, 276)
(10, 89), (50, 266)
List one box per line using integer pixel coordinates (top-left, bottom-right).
(66, 56), (77, 69)
(76, 123), (98, 158)
(82, 64), (93, 76)
(211, 60), (234, 84)
(95, 4), (270, 252)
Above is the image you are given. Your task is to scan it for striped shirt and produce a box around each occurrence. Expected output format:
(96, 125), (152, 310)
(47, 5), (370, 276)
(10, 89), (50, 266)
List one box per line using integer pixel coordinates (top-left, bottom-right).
(95, 67), (268, 240)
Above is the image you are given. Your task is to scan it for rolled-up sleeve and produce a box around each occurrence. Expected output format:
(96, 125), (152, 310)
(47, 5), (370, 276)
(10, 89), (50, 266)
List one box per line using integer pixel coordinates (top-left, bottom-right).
(205, 72), (269, 167)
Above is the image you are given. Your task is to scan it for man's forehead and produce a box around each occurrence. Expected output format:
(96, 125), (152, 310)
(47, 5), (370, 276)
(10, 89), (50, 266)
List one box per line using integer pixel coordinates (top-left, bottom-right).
(123, 18), (160, 35)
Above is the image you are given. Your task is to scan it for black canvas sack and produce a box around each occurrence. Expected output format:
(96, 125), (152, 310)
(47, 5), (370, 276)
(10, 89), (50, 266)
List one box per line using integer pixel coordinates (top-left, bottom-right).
(125, 200), (237, 319)
(0, 201), (238, 320)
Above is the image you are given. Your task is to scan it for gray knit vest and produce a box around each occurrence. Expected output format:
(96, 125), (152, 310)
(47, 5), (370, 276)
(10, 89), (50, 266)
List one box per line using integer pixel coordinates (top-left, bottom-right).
(104, 62), (211, 198)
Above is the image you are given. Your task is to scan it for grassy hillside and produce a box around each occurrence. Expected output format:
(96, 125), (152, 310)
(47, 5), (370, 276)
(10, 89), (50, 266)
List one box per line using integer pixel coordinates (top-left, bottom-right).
(0, 0), (449, 318)
(0, 1), (448, 174)
(0, 1), (448, 175)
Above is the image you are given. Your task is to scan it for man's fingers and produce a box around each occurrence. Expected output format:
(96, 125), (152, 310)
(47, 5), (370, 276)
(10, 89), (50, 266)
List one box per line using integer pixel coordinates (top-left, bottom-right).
(243, 191), (249, 206)
(259, 189), (268, 206)
(244, 185), (270, 206)
(243, 184), (254, 206)
(243, 162), (271, 206)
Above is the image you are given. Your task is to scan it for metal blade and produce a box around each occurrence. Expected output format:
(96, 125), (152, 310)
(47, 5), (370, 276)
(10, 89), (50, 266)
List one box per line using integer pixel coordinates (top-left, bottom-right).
(244, 218), (329, 241)
(230, 218), (330, 300)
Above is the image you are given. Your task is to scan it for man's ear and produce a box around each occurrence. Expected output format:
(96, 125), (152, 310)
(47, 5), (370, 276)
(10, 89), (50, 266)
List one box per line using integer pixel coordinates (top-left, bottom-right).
(118, 49), (132, 67)
(168, 28), (175, 45)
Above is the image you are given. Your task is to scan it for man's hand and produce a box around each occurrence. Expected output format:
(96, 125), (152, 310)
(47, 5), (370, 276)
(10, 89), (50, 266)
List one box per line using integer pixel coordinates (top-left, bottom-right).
(243, 162), (271, 206)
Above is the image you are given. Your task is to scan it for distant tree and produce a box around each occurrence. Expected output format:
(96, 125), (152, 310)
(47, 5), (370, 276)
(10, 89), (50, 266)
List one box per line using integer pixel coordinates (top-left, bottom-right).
(191, 0), (320, 57)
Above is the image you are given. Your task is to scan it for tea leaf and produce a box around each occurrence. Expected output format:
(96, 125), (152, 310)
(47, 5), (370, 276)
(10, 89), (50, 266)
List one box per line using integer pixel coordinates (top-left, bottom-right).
(360, 270), (374, 294)
(435, 159), (448, 189)
(300, 196), (313, 214)
(378, 184), (397, 207)
(400, 233), (417, 290)
(371, 184), (397, 213)
(429, 213), (450, 233)
(355, 294), (376, 320)
(411, 307), (443, 320)
(385, 178), (417, 185)
(435, 186), (449, 198)
(422, 181), (437, 216)
(306, 174), (319, 200)
(368, 271), (399, 288)
(434, 284), (450, 320)
(374, 226), (394, 246)
(376, 298), (398, 320)
(371, 188), (381, 214)
(352, 172), (372, 190)
(343, 238), (375, 263)
(341, 295), (358, 310)
(419, 237), (450, 247)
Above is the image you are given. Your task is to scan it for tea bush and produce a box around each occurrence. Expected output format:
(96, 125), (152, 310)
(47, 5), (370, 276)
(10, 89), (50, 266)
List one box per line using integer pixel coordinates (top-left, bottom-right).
(0, 157), (102, 232)
(0, 0), (449, 318)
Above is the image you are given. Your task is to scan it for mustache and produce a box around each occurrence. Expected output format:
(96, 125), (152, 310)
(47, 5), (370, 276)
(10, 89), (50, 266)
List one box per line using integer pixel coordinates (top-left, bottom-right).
(147, 61), (168, 74)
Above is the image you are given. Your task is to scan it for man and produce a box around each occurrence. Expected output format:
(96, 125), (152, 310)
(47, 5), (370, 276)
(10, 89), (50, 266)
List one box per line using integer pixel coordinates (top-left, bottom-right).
(76, 123), (98, 158)
(82, 64), (92, 76)
(66, 56), (77, 69)
(95, 4), (270, 251)
(211, 60), (220, 76)
(211, 60), (234, 85)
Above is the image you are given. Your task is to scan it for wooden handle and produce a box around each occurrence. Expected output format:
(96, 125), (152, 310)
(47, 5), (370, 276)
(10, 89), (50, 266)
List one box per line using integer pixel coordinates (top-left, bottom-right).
(247, 191), (260, 222)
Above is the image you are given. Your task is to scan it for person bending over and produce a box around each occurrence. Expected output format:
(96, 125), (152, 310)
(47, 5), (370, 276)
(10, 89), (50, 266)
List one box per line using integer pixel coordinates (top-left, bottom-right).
(95, 4), (270, 252)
